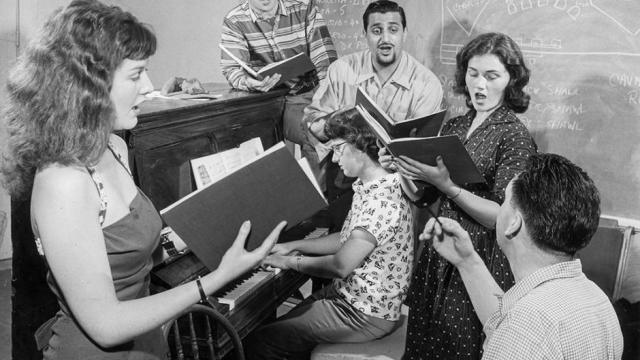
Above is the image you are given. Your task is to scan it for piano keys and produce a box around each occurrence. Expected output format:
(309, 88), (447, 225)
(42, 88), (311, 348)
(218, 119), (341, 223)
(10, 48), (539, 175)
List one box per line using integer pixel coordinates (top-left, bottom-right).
(216, 226), (331, 310)
(151, 221), (329, 357)
(218, 269), (278, 311)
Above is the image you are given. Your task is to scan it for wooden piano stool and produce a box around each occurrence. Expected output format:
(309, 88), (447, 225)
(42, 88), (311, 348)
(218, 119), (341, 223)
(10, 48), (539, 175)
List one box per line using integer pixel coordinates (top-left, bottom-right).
(310, 305), (409, 360)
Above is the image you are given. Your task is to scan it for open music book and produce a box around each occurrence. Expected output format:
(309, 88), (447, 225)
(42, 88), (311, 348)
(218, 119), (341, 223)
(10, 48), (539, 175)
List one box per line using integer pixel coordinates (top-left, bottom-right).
(219, 44), (315, 85)
(160, 142), (328, 271)
(355, 87), (447, 139)
(356, 104), (484, 184)
(190, 137), (264, 189)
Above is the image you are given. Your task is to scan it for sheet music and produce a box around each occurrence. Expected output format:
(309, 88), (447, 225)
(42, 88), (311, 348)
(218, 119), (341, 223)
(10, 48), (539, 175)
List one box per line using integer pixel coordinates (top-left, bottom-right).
(190, 137), (264, 189)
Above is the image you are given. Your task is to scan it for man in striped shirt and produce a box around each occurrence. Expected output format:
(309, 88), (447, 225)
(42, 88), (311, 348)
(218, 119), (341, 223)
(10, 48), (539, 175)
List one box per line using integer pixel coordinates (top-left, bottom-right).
(422, 153), (623, 359)
(220, 0), (337, 158)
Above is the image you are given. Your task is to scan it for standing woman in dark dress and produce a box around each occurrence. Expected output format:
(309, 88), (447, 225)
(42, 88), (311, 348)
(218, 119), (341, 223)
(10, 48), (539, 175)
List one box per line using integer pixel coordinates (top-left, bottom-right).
(382, 32), (537, 359)
(1, 1), (283, 359)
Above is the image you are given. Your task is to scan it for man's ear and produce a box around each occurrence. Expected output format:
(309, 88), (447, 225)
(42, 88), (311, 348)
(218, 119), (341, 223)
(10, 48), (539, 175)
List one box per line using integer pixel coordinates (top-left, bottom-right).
(505, 212), (523, 240)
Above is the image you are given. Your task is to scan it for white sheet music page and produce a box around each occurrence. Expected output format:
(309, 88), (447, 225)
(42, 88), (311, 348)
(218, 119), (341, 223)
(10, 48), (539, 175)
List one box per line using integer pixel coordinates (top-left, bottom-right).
(190, 137), (264, 189)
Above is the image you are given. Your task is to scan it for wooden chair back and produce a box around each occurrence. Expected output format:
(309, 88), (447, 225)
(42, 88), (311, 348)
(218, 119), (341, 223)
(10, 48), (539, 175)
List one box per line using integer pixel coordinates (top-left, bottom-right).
(164, 303), (245, 360)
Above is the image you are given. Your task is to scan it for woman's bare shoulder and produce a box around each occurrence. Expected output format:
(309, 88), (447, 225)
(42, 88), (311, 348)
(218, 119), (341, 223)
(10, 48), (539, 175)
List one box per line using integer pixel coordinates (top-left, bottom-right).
(32, 164), (99, 206)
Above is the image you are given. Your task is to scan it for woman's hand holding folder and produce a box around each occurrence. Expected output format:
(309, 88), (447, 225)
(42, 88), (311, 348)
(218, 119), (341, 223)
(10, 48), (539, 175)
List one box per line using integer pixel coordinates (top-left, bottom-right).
(212, 220), (287, 287)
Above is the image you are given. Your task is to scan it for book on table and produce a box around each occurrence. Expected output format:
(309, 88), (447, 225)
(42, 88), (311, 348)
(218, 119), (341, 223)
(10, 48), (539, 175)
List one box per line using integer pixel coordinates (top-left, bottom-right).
(355, 87), (447, 139)
(355, 104), (484, 185)
(160, 142), (328, 271)
(166, 92), (222, 100)
(219, 44), (315, 86)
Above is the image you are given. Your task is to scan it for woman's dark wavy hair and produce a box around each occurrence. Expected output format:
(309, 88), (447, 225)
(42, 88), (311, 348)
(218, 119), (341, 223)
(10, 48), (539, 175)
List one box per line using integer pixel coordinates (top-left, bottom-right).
(324, 108), (379, 161)
(454, 32), (530, 113)
(511, 153), (600, 256)
(1, 0), (156, 197)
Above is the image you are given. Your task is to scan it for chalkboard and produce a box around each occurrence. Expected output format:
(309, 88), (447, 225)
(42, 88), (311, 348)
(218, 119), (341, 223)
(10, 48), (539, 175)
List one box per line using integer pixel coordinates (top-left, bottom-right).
(318, 0), (640, 220)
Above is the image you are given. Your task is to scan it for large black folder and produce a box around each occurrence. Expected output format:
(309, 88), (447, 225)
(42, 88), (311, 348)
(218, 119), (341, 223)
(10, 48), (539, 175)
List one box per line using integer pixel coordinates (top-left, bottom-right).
(258, 53), (315, 86)
(355, 87), (446, 139)
(385, 135), (485, 185)
(219, 44), (315, 86)
(355, 102), (484, 185)
(160, 143), (328, 271)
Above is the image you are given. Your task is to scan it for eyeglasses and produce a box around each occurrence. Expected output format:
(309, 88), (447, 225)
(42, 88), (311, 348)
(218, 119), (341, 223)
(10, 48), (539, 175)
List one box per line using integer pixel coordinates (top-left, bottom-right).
(331, 141), (347, 156)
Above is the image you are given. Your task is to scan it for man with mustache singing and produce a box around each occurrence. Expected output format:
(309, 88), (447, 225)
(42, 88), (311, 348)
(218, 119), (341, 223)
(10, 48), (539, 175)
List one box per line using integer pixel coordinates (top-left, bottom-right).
(303, 0), (444, 195)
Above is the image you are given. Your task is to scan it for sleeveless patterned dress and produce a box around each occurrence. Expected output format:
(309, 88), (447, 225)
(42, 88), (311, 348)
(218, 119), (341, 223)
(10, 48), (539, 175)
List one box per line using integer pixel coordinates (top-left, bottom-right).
(35, 145), (168, 359)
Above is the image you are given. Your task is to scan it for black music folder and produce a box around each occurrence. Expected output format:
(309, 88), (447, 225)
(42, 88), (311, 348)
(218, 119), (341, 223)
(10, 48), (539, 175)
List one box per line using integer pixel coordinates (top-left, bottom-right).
(383, 135), (484, 184)
(355, 87), (447, 139)
(220, 44), (315, 86)
(160, 142), (328, 271)
(356, 103), (484, 184)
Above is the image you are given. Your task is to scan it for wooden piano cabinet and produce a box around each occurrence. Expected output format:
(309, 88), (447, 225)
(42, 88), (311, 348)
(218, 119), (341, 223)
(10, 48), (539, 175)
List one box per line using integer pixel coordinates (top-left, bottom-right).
(128, 83), (288, 209)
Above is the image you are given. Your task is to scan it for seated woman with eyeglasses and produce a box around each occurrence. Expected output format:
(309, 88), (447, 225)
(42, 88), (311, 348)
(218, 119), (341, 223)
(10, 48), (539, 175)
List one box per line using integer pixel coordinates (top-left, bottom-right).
(244, 108), (415, 360)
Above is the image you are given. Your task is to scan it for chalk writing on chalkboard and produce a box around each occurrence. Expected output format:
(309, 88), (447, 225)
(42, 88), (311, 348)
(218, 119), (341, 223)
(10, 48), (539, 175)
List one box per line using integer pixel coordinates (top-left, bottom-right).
(318, 0), (371, 54)
(319, 0), (640, 220)
(434, 1), (640, 220)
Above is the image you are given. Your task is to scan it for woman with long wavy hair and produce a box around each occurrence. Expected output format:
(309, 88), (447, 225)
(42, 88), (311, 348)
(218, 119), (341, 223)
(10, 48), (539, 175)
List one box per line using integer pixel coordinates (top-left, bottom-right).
(1, 1), (283, 358)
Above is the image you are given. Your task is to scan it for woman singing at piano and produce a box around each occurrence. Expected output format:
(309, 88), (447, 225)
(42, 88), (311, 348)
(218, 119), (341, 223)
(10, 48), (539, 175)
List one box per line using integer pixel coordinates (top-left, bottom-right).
(245, 108), (416, 360)
(1, 1), (283, 359)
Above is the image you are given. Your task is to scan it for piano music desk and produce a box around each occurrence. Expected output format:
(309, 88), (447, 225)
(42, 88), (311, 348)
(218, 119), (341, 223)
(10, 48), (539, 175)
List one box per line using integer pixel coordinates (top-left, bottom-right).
(130, 82), (288, 210)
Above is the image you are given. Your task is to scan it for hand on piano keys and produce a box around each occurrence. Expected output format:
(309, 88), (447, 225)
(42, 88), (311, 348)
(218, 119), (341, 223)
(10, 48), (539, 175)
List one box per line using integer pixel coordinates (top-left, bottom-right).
(216, 227), (328, 310)
(260, 227), (330, 271)
(216, 220), (287, 284)
(260, 265), (282, 274)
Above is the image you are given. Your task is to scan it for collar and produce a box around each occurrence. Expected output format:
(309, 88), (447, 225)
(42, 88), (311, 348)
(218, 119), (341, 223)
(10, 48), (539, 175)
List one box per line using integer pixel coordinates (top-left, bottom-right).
(248, 0), (287, 22)
(356, 50), (411, 90)
(356, 50), (377, 84)
(459, 105), (515, 134)
(352, 172), (398, 194)
(497, 259), (583, 315)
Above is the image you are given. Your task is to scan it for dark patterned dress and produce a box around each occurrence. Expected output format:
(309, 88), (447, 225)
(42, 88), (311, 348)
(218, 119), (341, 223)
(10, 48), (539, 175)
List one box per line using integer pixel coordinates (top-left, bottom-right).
(403, 106), (537, 360)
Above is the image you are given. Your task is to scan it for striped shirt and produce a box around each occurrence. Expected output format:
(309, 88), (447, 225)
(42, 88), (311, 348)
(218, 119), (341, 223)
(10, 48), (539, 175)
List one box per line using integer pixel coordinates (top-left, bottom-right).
(483, 259), (623, 359)
(221, 0), (337, 93)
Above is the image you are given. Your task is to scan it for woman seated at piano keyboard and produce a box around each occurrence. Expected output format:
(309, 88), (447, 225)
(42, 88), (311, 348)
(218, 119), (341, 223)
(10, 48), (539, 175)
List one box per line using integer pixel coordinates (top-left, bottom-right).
(246, 108), (415, 360)
(1, 1), (284, 359)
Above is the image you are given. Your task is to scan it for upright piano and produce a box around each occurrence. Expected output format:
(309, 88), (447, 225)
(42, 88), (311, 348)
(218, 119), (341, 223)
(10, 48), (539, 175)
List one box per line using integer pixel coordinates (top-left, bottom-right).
(9, 83), (323, 359)
(130, 84), (327, 356)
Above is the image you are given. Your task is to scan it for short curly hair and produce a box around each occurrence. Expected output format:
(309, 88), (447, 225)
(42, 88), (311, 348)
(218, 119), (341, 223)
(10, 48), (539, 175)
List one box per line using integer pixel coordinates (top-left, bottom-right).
(324, 108), (379, 162)
(454, 32), (530, 113)
(1, 0), (156, 197)
(363, 0), (406, 31)
(511, 153), (600, 255)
